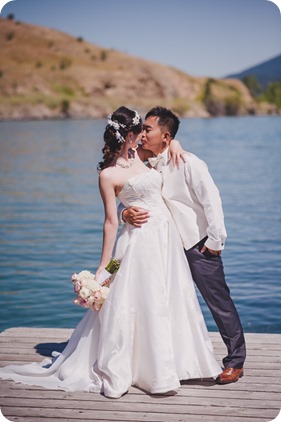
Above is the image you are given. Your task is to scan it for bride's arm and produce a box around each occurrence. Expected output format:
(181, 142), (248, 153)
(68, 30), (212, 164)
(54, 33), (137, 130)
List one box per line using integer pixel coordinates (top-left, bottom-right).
(168, 139), (187, 167)
(96, 171), (119, 279)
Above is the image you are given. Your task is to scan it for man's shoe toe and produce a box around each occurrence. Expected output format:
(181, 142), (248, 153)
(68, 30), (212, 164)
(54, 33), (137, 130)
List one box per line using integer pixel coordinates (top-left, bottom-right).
(216, 368), (244, 384)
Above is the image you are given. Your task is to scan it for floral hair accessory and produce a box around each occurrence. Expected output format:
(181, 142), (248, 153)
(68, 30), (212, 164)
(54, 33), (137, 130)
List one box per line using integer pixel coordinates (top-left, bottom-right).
(107, 114), (126, 130)
(107, 110), (141, 144)
(107, 114), (126, 143)
(132, 110), (141, 126)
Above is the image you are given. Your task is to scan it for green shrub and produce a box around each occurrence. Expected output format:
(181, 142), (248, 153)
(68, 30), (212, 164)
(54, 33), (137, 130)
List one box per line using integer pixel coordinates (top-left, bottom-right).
(242, 75), (262, 97)
(61, 99), (70, 116)
(172, 97), (189, 116)
(6, 31), (15, 41)
(261, 82), (281, 109)
(76, 36), (84, 42)
(60, 58), (72, 70)
(35, 61), (43, 68)
(53, 83), (75, 97)
(100, 50), (108, 61)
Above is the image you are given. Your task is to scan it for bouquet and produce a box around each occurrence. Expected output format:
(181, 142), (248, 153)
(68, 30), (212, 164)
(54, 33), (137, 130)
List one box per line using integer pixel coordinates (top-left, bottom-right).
(71, 259), (121, 311)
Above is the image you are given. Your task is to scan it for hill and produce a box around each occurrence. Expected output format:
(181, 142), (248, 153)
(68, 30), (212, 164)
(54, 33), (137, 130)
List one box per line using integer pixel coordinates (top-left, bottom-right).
(0, 18), (278, 120)
(226, 54), (281, 88)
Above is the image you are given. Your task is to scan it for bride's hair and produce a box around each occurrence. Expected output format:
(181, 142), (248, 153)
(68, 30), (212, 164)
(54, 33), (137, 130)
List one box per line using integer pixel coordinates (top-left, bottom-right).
(98, 106), (142, 171)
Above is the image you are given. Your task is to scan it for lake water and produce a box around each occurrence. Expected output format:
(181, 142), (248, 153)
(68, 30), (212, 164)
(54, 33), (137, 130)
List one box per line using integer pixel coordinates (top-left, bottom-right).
(0, 116), (280, 333)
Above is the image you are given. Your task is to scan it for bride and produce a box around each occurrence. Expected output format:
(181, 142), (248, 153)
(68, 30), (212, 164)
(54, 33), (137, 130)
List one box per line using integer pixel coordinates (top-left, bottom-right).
(0, 106), (221, 398)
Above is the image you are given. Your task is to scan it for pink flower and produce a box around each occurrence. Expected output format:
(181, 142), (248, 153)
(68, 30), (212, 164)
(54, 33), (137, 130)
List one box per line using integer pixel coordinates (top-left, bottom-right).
(74, 281), (82, 293)
(72, 273), (78, 282)
(72, 298), (81, 306)
(79, 298), (88, 308)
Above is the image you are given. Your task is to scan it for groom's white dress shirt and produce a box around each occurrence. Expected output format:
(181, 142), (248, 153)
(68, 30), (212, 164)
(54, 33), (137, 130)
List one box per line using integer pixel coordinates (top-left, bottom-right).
(148, 148), (227, 251)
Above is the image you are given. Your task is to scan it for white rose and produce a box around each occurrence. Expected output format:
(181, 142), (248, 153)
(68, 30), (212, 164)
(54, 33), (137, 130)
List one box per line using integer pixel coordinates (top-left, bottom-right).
(101, 286), (110, 299)
(77, 271), (96, 290)
(92, 281), (101, 291)
(87, 295), (95, 306)
(79, 286), (90, 300)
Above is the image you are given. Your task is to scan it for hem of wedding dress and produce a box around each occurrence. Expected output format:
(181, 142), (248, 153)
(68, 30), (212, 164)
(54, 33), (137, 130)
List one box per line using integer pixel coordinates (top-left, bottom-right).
(179, 369), (222, 382)
(135, 382), (180, 395)
(103, 390), (128, 399)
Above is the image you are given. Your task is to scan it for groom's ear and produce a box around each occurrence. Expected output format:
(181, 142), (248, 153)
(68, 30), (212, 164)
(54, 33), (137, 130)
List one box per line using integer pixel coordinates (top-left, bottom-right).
(162, 131), (172, 143)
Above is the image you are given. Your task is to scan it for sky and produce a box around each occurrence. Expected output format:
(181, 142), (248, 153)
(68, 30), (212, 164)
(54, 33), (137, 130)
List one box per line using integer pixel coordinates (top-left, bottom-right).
(1, 0), (281, 78)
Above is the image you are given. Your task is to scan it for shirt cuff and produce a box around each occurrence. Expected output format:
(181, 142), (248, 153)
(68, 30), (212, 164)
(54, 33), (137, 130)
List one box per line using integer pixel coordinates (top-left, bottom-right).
(205, 237), (225, 251)
(120, 208), (127, 225)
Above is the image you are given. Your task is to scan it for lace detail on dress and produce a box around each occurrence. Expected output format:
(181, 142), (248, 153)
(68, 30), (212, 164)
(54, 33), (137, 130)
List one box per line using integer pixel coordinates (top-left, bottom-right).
(117, 169), (164, 211)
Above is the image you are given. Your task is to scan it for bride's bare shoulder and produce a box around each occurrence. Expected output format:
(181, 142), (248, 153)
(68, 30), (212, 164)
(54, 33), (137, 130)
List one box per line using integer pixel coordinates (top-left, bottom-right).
(99, 166), (117, 184)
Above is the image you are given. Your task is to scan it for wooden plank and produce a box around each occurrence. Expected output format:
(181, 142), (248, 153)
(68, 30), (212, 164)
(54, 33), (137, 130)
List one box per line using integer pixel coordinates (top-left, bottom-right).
(0, 409), (270, 422)
(1, 379), (280, 394)
(1, 403), (279, 420)
(1, 351), (280, 367)
(1, 378), (280, 397)
(4, 351), (281, 369)
(0, 390), (280, 410)
(1, 349), (281, 360)
(0, 384), (280, 401)
(2, 329), (280, 345)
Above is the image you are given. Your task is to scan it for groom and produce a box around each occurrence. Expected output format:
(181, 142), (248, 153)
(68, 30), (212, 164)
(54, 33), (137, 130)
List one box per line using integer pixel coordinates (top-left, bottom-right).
(121, 106), (246, 384)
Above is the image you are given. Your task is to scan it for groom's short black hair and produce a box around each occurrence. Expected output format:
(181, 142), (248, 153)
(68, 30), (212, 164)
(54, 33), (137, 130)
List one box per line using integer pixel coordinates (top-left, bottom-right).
(145, 106), (180, 139)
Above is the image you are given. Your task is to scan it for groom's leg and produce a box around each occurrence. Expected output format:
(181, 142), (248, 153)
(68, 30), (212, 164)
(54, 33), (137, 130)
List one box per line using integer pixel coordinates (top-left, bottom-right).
(184, 239), (246, 369)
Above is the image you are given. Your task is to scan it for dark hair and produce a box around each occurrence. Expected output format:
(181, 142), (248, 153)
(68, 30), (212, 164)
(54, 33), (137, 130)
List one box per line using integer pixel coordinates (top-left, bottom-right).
(98, 106), (142, 171)
(145, 106), (180, 139)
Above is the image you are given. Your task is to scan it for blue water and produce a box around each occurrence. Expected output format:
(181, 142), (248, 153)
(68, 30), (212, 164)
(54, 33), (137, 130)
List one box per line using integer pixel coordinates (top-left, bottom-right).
(0, 116), (280, 333)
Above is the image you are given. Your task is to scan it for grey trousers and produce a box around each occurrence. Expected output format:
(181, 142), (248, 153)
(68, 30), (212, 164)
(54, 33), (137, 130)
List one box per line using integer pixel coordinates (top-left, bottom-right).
(185, 238), (246, 368)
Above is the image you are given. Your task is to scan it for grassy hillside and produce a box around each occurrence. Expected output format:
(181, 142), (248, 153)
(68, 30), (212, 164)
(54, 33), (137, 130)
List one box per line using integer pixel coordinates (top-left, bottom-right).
(0, 18), (278, 120)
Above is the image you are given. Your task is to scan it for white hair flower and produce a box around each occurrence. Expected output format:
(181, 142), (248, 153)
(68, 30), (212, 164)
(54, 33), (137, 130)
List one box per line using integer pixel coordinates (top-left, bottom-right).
(115, 131), (125, 143)
(107, 110), (140, 143)
(132, 111), (140, 126)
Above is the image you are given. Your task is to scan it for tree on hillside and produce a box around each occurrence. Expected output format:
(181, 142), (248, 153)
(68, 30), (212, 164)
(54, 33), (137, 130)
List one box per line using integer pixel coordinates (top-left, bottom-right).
(242, 75), (262, 97)
(261, 82), (281, 109)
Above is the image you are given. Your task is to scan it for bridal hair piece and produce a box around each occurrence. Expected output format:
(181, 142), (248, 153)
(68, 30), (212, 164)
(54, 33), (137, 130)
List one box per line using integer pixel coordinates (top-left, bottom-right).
(107, 110), (141, 143)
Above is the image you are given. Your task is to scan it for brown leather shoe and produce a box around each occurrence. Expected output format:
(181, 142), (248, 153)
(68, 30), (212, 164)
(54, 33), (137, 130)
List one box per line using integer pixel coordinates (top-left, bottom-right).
(216, 368), (244, 384)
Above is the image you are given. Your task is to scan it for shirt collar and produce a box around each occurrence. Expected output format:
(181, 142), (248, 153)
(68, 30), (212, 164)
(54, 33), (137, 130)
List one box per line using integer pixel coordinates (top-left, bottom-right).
(157, 147), (170, 165)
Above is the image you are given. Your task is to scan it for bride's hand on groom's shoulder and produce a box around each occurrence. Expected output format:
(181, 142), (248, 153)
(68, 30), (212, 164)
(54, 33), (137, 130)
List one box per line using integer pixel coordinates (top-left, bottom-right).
(123, 207), (150, 228)
(169, 139), (187, 168)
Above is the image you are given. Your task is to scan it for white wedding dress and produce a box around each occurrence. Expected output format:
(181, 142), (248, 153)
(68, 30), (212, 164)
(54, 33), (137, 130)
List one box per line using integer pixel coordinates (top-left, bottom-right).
(0, 169), (221, 398)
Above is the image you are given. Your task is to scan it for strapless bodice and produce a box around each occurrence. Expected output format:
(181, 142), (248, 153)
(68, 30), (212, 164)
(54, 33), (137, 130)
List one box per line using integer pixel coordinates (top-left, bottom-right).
(117, 169), (166, 212)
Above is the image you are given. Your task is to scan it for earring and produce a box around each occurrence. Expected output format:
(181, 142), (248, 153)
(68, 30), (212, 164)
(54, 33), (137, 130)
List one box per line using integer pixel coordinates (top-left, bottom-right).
(129, 137), (133, 144)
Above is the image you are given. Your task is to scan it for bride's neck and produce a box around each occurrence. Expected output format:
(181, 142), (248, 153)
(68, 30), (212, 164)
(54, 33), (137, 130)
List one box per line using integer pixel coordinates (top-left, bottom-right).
(118, 145), (134, 161)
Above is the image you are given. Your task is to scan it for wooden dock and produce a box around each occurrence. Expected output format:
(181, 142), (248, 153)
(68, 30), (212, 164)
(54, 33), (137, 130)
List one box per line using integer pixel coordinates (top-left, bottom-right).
(0, 328), (280, 422)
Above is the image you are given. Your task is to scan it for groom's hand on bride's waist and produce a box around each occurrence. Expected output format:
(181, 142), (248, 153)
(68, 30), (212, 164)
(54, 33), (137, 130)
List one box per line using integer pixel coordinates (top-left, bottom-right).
(122, 207), (150, 227)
